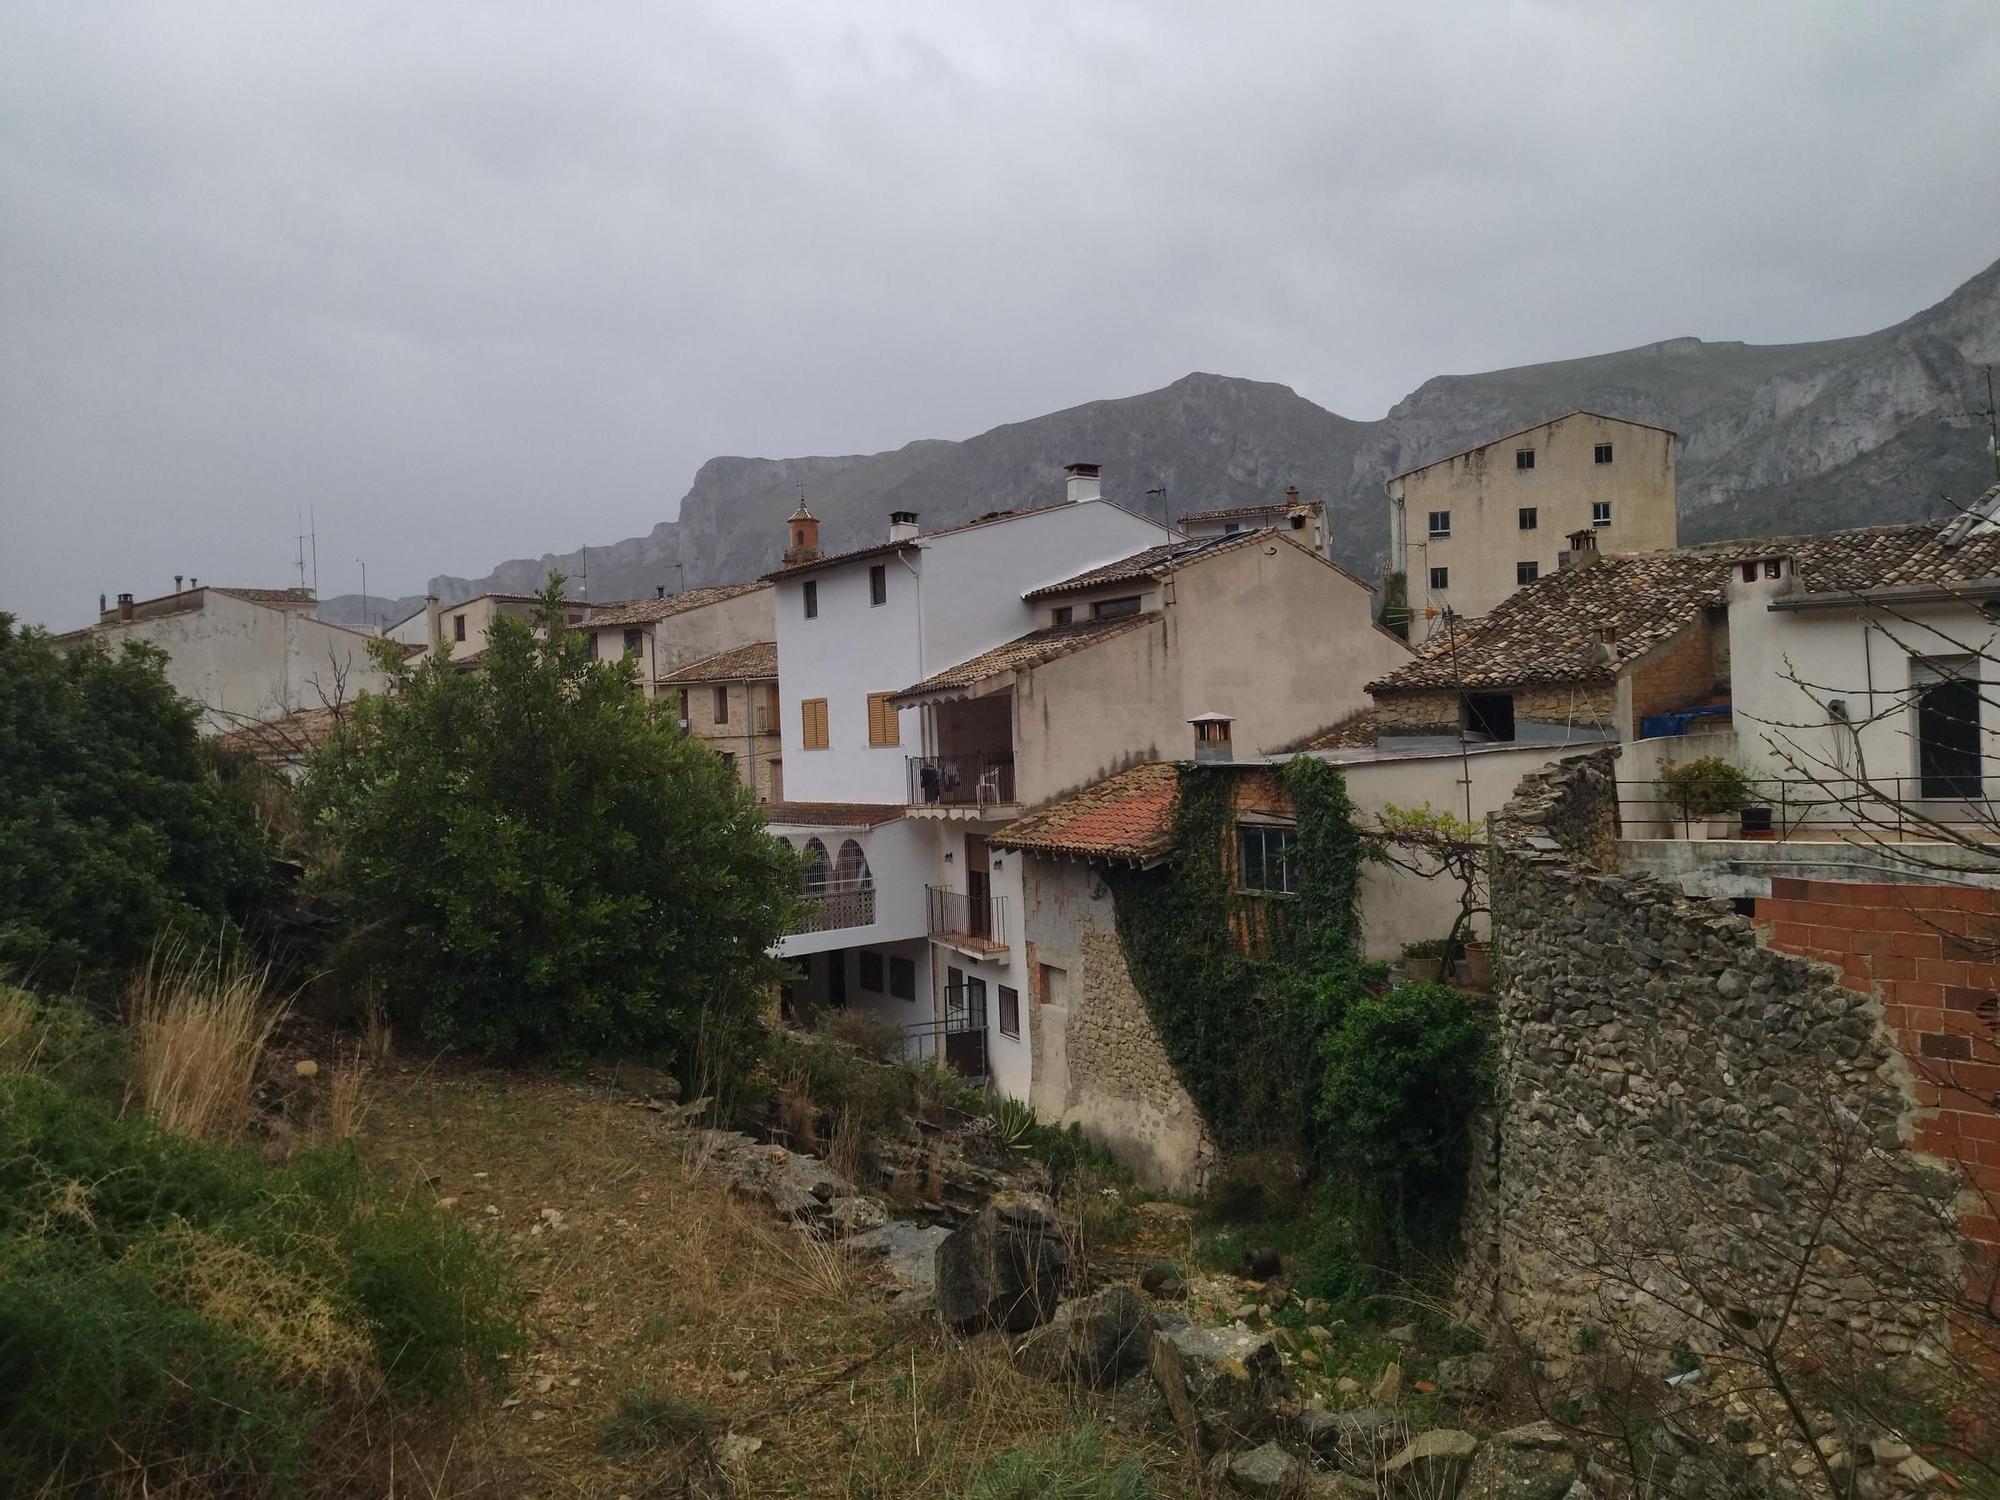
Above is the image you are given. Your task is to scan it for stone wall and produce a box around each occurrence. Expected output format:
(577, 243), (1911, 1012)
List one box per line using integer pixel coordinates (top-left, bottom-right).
(1474, 749), (1969, 1376)
(1022, 858), (1212, 1191)
(1375, 682), (1618, 738)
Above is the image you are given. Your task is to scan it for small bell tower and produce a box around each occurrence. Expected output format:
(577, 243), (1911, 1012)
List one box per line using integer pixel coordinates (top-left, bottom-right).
(783, 497), (822, 565)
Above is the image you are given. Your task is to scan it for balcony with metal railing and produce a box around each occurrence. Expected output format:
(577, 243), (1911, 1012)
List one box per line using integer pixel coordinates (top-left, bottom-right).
(908, 752), (1017, 813)
(926, 883), (1008, 956)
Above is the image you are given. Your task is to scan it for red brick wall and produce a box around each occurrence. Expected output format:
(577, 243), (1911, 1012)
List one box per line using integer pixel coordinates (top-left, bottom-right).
(1757, 876), (2000, 1253)
(1628, 616), (1723, 723)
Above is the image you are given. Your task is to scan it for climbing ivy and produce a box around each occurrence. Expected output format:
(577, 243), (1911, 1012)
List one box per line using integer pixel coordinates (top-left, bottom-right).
(1104, 758), (1378, 1167)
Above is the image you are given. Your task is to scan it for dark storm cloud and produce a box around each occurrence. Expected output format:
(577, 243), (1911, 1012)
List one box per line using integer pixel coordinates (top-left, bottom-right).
(4, 1), (1997, 627)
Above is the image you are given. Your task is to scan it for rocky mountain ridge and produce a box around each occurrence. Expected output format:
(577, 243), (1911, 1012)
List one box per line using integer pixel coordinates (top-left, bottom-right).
(316, 256), (2000, 625)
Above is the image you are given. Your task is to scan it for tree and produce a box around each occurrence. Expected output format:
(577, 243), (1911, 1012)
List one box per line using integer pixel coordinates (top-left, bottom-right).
(304, 579), (798, 1067)
(0, 618), (270, 984)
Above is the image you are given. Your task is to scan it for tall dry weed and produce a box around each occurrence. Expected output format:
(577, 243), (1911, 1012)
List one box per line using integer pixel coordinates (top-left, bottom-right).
(127, 944), (284, 1143)
(325, 1051), (370, 1143)
(0, 986), (37, 1072)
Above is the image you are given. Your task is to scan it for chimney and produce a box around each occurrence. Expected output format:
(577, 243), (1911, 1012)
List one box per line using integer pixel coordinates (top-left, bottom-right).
(424, 594), (442, 649)
(783, 500), (822, 565)
(1558, 528), (1601, 572)
(1189, 711), (1234, 764)
(174, 574), (184, 594)
(1064, 462), (1101, 505)
(99, 593), (107, 617)
(117, 592), (135, 622)
(888, 510), (920, 543)
(1283, 486), (1302, 505)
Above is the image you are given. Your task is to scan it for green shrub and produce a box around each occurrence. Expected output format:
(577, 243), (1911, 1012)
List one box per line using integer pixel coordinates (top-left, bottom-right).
(1318, 981), (1493, 1272)
(0, 619), (270, 986)
(0, 1073), (522, 1488)
(303, 578), (798, 1069)
(1659, 756), (1758, 818)
(967, 1422), (1156, 1499)
(598, 1384), (724, 1458)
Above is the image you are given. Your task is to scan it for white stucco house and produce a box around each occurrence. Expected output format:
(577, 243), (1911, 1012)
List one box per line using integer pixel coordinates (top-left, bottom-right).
(55, 585), (397, 735)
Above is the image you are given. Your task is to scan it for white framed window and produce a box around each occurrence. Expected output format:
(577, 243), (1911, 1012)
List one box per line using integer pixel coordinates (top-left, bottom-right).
(1429, 566), (1449, 591)
(1516, 448), (1535, 471)
(1238, 823), (1298, 895)
(1594, 442), (1614, 464)
(1591, 501), (1612, 527)
(803, 580), (818, 619)
(1428, 511), (1451, 538)
(1516, 561), (1539, 586)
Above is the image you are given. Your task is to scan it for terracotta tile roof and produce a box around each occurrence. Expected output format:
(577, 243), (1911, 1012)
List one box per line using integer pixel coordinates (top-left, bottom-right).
(1291, 709), (1377, 751)
(992, 762), (1180, 862)
(656, 640), (778, 685)
(1368, 508), (2000, 696)
(761, 498), (1176, 582)
(762, 802), (906, 828)
(890, 613), (1158, 701)
(212, 703), (347, 763)
(1390, 409), (1680, 482)
(1179, 500), (1322, 524)
(210, 587), (321, 608)
(1367, 551), (1725, 693)
(582, 582), (767, 627)
(1021, 533), (1265, 600)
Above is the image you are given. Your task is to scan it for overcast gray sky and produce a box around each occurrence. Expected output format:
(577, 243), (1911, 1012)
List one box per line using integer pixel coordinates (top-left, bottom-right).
(4, 1), (1997, 629)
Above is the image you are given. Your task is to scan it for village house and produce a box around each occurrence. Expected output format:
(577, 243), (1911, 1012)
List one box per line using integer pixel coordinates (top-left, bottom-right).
(657, 640), (782, 801)
(1178, 486), (1331, 559)
(55, 584), (397, 735)
(574, 582), (773, 696)
(1386, 410), (1677, 644)
(384, 591), (594, 669)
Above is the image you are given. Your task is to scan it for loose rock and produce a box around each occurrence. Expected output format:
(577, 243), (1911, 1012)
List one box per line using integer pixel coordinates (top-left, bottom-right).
(934, 1190), (1068, 1332)
(1149, 1322), (1287, 1451)
(1382, 1428), (1480, 1500)
(1015, 1285), (1156, 1389)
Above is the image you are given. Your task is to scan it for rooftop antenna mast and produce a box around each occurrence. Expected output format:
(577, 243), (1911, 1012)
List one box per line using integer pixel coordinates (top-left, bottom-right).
(309, 507), (319, 595)
(580, 545), (588, 600)
(1985, 366), (1999, 483)
(295, 509), (308, 589)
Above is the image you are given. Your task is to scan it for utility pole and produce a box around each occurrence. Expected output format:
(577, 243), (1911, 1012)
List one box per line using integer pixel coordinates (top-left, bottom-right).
(357, 560), (367, 628)
(1986, 366), (1999, 482)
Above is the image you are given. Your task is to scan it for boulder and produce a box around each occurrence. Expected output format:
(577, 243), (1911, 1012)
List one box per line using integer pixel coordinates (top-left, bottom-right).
(1463, 1423), (1576, 1500)
(850, 1221), (951, 1294)
(1015, 1284), (1157, 1388)
(1436, 1352), (1502, 1402)
(1382, 1428), (1480, 1500)
(825, 1196), (889, 1237)
(1141, 1263), (1189, 1299)
(934, 1190), (1068, 1332)
(1150, 1322), (1287, 1451)
(1298, 1406), (1409, 1471)
(1222, 1440), (1311, 1497)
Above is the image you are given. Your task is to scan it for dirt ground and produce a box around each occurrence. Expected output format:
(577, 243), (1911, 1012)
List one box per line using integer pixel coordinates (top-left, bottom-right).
(347, 1055), (1185, 1498)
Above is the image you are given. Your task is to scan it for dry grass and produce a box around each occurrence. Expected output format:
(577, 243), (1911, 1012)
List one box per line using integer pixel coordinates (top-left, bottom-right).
(126, 945), (283, 1143)
(360, 993), (393, 1065)
(353, 1063), (1181, 1498)
(323, 1050), (370, 1143)
(0, 986), (37, 1071)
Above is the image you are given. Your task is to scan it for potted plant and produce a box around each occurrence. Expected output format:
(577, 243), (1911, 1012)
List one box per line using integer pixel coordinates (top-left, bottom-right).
(1456, 936), (1494, 990)
(1401, 937), (1450, 982)
(1659, 756), (1758, 839)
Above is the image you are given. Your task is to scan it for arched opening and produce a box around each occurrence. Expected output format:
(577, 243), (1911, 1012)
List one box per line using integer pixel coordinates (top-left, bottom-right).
(833, 839), (872, 893)
(802, 837), (831, 893)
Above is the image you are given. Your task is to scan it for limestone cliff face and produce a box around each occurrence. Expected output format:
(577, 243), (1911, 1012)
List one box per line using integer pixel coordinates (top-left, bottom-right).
(395, 256), (2000, 603)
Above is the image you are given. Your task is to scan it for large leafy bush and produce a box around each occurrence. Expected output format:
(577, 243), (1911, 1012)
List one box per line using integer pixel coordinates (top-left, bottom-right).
(304, 581), (797, 1064)
(0, 618), (269, 982)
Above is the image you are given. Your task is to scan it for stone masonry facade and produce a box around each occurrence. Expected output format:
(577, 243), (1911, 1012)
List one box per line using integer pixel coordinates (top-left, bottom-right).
(1472, 750), (1972, 1375)
(1376, 682), (1617, 737)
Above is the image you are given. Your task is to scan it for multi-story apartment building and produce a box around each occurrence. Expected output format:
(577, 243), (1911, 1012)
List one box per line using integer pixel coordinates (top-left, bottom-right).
(1179, 487), (1330, 559)
(658, 641), (782, 801)
(762, 466), (1411, 1102)
(1386, 410), (1677, 644)
(55, 584), (396, 734)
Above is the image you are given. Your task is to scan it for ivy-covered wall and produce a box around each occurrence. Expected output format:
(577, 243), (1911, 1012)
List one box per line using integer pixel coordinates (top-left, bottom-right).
(1104, 758), (1369, 1164)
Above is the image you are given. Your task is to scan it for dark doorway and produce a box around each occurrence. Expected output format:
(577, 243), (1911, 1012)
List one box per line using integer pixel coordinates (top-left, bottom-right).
(1462, 692), (1516, 743)
(965, 834), (992, 939)
(1916, 661), (1982, 798)
(827, 951), (848, 1009)
(944, 965), (988, 1078)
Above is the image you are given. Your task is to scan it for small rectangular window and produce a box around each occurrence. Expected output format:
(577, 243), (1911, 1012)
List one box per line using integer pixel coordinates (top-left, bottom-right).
(1762, 559), (1783, 579)
(714, 685), (729, 724)
(889, 955), (916, 1000)
(1428, 510), (1451, 538)
(867, 692), (900, 747)
(1091, 595), (1143, 619)
(998, 985), (1020, 1039)
(859, 951), (884, 993)
(1429, 566), (1449, 591)
(623, 627), (643, 655)
(453, 614), (466, 642)
(1519, 507), (1537, 531)
(869, 564), (887, 607)
(720, 750), (736, 774)
(587, 633), (600, 660)
(1516, 561), (1539, 586)
(1516, 448), (1535, 470)
(1591, 501), (1612, 527)
(1238, 824), (1298, 895)
(1594, 443), (1614, 464)
(1051, 605), (1073, 626)
(802, 697), (829, 750)
(803, 580), (818, 619)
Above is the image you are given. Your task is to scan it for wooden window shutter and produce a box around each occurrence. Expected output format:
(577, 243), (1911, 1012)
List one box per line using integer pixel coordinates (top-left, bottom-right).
(802, 698), (829, 750)
(867, 692), (900, 747)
